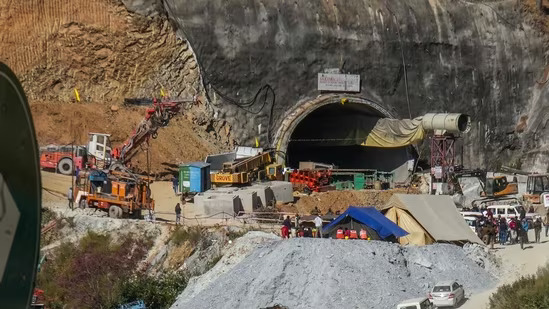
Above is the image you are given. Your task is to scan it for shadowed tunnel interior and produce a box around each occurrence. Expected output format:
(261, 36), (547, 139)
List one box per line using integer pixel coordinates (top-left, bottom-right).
(286, 103), (413, 171)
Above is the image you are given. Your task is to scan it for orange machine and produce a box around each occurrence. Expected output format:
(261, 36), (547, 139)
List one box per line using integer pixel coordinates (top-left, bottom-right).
(481, 176), (519, 197)
(39, 145), (92, 175)
(523, 174), (549, 206)
(74, 169), (154, 218)
(289, 169), (333, 193)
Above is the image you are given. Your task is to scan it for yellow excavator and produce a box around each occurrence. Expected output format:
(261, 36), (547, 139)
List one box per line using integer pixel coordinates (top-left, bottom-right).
(451, 168), (518, 207)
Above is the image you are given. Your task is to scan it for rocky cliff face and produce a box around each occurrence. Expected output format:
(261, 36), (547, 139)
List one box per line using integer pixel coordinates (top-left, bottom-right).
(126, 0), (547, 170)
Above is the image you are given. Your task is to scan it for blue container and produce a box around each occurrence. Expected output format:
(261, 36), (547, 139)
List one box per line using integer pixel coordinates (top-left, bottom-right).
(180, 162), (211, 193)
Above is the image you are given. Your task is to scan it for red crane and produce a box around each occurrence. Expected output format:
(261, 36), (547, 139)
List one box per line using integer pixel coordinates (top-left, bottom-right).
(111, 97), (197, 168)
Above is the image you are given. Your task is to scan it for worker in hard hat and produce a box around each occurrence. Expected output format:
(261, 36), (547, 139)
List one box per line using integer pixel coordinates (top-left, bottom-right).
(314, 215), (323, 238)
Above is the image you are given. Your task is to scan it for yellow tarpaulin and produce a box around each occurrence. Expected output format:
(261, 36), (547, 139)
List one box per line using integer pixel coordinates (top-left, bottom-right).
(362, 117), (425, 148)
(385, 207), (434, 245)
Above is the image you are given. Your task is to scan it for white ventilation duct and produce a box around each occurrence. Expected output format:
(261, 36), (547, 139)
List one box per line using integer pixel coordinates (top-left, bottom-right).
(421, 113), (471, 134)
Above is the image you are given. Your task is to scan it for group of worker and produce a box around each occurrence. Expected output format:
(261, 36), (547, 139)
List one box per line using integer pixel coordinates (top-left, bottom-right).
(335, 227), (371, 240)
(476, 208), (548, 250)
(281, 215), (325, 238)
(279, 214), (371, 240)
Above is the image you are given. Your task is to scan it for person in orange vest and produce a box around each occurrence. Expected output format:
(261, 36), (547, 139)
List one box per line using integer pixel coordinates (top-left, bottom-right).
(359, 228), (368, 240)
(349, 229), (358, 239)
(336, 227), (344, 239)
(344, 228), (351, 240)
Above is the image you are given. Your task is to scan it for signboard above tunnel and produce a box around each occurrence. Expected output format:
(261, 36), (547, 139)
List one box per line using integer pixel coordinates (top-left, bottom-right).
(317, 73), (360, 92)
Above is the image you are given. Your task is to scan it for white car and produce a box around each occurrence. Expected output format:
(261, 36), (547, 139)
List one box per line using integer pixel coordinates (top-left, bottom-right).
(463, 216), (479, 233)
(397, 297), (433, 309)
(428, 281), (465, 308)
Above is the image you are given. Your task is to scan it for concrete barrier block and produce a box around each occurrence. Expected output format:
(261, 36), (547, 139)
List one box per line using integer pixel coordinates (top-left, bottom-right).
(236, 190), (259, 213)
(200, 195), (242, 216)
(249, 185), (276, 207)
(266, 181), (294, 203)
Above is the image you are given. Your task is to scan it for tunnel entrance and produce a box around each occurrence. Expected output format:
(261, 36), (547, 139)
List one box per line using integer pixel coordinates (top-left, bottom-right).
(285, 102), (413, 171)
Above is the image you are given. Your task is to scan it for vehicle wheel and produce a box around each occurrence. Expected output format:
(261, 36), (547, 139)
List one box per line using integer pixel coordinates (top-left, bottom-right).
(57, 157), (73, 175)
(109, 205), (122, 218)
(79, 199), (87, 209)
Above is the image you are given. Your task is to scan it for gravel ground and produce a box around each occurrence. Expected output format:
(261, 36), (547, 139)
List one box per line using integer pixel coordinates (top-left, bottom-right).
(171, 238), (497, 309)
(177, 231), (280, 302)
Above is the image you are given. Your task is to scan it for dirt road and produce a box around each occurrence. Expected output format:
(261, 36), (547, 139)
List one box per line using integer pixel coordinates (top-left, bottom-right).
(460, 231), (549, 309)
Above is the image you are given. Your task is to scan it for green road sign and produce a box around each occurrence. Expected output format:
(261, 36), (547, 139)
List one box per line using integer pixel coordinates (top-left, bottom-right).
(0, 62), (41, 308)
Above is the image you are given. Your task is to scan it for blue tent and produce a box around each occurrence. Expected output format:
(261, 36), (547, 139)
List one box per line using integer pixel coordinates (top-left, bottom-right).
(323, 206), (408, 240)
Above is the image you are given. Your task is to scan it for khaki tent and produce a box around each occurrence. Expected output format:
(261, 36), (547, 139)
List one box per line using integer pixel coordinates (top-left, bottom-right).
(380, 194), (482, 245)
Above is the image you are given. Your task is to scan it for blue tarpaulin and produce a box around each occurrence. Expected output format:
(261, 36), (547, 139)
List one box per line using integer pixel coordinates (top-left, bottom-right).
(323, 206), (408, 239)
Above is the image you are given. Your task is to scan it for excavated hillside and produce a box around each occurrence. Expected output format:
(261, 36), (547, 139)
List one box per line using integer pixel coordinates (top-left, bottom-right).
(123, 0), (549, 171)
(4, 0), (549, 174)
(0, 0), (233, 174)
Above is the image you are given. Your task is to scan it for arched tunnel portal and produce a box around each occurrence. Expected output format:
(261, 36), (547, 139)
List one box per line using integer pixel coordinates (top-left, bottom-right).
(273, 95), (416, 172)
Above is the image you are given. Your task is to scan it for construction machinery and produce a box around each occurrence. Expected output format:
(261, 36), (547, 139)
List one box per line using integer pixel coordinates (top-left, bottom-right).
(524, 173), (549, 206)
(39, 133), (113, 174)
(450, 168), (519, 207)
(111, 97), (196, 169)
(40, 97), (196, 173)
(211, 151), (283, 185)
(74, 168), (154, 218)
(40, 145), (90, 175)
(289, 169), (333, 193)
(500, 166), (549, 209)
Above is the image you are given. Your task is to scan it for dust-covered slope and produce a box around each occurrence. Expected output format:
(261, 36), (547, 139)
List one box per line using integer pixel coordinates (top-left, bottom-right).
(171, 238), (497, 309)
(0, 0), (234, 173)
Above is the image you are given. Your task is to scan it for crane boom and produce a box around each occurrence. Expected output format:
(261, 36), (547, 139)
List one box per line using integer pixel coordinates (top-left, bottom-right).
(113, 97), (196, 165)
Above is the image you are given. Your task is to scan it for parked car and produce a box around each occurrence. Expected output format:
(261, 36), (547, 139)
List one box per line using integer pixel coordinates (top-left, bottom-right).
(428, 281), (465, 308)
(396, 297), (433, 309)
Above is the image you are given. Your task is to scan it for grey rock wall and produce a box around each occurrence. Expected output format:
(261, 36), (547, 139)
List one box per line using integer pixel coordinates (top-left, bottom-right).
(123, 0), (548, 170)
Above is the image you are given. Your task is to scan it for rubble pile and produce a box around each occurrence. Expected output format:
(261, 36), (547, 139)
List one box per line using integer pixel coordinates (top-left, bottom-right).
(171, 237), (497, 309)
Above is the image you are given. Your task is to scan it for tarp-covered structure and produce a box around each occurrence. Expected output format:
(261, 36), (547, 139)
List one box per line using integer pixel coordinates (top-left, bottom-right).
(362, 117), (424, 148)
(323, 206), (408, 241)
(380, 194), (482, 245)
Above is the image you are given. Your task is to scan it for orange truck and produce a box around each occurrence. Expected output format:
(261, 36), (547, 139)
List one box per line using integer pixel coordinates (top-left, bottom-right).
(39, 145), (91, 175)
(74, 169), (154, 218)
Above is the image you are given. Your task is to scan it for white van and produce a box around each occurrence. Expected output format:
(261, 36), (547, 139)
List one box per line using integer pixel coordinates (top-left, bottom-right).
(397, 297), (433, 309)
(486, 204), (535, 221)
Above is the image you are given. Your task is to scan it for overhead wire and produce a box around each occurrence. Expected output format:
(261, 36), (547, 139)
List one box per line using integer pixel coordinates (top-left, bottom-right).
(165, 10), (279, 142)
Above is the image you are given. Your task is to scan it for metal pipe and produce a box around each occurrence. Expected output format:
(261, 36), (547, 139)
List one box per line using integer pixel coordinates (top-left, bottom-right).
(421, 113), (471, 134)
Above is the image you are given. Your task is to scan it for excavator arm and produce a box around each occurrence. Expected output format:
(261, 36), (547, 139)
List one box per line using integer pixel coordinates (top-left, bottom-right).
(113, 97), (196, 165)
